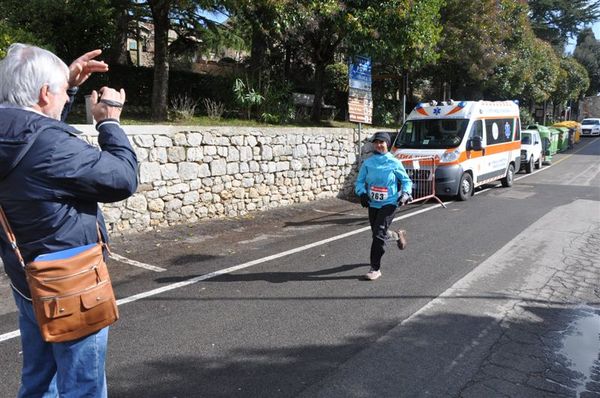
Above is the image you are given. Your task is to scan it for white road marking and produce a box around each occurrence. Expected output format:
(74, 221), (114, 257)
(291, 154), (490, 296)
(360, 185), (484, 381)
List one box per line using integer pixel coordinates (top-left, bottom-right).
(0, 330), (20, 343)
(0, 203), (443, 343)
(2, 139), (597, 343)
(109, 253), (166, 272)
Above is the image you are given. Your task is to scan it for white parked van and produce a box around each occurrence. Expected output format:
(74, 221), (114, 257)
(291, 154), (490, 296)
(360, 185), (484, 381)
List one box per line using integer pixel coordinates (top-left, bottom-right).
(392, 100), (521, 201)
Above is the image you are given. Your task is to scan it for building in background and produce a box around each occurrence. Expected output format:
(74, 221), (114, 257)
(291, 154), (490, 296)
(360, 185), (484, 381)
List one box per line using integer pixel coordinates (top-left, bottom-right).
(580, 95), (600, 119)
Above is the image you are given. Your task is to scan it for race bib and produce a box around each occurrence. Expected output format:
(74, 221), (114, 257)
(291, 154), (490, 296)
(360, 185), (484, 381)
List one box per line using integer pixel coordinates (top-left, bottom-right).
(369, 186), (388, 201)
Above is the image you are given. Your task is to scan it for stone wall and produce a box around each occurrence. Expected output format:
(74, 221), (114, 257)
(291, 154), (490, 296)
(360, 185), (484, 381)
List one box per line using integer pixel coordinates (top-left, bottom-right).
(75, 125), (377, 235)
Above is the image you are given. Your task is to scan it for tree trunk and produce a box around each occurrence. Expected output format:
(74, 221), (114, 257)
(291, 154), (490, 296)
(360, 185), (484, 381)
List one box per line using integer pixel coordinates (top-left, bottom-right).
(284, 44), (292, 80)
(108, 3), (130, 65)
(250, 28), (267, 78)
(149, 0), (170, 121)
(311, 62), (325, 122)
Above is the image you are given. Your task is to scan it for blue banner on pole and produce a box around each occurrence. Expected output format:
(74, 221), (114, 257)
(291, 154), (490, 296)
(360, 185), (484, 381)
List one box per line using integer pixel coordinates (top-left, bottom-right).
(348, 56), (373, 124)
(349, 56), (372, 91)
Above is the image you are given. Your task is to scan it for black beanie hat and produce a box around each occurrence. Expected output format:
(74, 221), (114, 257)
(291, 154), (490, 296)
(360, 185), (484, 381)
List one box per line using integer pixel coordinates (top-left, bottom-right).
(370, 132), (391, 147)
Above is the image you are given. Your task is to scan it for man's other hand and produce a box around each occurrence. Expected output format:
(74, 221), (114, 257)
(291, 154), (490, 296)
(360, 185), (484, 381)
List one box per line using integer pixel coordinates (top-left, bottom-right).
(69, 49), (108, 88)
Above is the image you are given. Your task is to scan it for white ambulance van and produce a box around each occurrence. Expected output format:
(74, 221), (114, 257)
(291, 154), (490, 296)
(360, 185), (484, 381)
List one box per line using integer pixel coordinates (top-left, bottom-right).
(392, 100), (521, 201)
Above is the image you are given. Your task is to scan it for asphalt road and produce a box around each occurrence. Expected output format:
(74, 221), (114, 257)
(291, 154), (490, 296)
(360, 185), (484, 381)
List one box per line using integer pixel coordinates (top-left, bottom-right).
(0, 137), (599, 397)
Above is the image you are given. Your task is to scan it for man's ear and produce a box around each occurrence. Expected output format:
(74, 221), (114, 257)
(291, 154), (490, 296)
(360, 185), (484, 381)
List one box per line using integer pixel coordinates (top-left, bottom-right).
(38, 84), (50, 107)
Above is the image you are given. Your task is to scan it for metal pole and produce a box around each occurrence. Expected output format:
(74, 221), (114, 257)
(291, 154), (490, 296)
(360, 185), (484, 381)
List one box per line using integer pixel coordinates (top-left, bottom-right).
(136, 21), (142, 67)
(402, 72), (408, 124)
(543, 101), (547, 125)
(358, 122), (362, 162)
(402, 93), (406, 125)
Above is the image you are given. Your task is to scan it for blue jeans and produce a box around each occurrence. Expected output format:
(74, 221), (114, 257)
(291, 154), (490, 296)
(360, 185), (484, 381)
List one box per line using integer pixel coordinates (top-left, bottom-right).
(12, 289), (108, 398)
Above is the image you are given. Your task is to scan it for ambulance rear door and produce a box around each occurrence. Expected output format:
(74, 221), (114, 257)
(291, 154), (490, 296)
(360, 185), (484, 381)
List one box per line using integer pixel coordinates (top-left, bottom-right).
(477, 118), (515, 185)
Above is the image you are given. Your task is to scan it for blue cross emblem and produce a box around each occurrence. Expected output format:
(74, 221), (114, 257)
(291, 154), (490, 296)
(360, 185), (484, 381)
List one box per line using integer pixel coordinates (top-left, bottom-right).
(433, 107), (441, 115)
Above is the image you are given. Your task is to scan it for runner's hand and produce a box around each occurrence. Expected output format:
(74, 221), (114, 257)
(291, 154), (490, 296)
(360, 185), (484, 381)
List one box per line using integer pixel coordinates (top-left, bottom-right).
(398, 192), (413, 206)
(360, 194), (370, 208)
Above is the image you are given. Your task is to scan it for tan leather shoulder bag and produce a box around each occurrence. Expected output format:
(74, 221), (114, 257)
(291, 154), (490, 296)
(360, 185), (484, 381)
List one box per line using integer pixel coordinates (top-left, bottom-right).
(0, 206), (118, 342)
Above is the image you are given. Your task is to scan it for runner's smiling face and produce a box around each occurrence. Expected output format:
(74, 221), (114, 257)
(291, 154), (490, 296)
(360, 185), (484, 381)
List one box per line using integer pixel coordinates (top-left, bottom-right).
(373, 139), (388, 154)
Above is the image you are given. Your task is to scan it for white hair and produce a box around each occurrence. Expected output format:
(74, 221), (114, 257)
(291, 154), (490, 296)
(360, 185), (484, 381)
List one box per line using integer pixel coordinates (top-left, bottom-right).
(0, 43), (69, 107)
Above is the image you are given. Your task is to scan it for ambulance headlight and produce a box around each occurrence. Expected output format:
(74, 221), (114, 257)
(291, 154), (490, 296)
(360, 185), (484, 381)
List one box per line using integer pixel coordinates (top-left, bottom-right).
(440, 150), (460, 163)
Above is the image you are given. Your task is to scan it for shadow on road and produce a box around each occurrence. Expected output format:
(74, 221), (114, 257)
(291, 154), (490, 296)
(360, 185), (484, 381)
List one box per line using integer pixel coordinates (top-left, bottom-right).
(154, 263), (368, 284)
(106, 304), (596, 398)
(172, 253), (220, 265)
(209, 263), (367, 283)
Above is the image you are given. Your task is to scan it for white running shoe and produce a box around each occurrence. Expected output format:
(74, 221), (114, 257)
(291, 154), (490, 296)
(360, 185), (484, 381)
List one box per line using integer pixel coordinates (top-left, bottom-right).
(365, 268), (382, 281)
(397, 229), (407, 250)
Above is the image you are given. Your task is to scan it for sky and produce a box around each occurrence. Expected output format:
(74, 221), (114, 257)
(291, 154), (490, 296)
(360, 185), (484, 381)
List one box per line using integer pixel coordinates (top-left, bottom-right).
(565, 22), (600, 53)
(198, 9), (228, 24)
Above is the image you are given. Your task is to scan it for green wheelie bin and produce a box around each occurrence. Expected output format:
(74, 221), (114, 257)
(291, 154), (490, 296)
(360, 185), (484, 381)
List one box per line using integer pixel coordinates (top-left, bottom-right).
(527, 124), (558, 164)
(552, 126), (570, 152)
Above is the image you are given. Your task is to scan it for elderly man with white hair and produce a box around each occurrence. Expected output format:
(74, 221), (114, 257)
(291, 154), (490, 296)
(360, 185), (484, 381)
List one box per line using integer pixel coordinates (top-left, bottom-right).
(0, 44), (138, 398)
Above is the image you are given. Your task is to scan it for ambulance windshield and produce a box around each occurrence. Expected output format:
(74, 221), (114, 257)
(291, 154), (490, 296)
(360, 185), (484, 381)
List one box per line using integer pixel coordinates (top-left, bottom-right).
(394, 119), (469, 149)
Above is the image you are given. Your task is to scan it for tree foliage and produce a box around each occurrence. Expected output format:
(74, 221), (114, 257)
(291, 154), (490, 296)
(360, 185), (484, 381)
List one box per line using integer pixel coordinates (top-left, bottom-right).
(429, 0), (531, 99)
(0, 21), (41, 58)
(552, 56), (590, 105)
(574, 27), (600, 95)
(0, 0), (117, 62)
(0, 0), (595, 122)
(528, 0), (600, 50)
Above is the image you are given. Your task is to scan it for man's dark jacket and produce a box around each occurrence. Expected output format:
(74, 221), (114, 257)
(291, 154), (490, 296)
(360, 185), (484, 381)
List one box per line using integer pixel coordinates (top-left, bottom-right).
(0, 105), (138, 299)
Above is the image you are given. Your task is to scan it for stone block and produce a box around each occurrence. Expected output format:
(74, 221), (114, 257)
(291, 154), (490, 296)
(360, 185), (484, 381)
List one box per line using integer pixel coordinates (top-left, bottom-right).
(126, 195), (147, 212)
(154, 136), (173, 147)
(210, 159), (227, 176)
(187, 132), (203, 146)
(179, 162), (199, 180)
(133, 135), (154, 148)
(140, 162), (161, 183)
(167, 147), (186, 162)
(160, 164), (179, 180)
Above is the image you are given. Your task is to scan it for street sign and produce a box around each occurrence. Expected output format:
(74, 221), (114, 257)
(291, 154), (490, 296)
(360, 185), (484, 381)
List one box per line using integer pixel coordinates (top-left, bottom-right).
(348, 56), (372, 125)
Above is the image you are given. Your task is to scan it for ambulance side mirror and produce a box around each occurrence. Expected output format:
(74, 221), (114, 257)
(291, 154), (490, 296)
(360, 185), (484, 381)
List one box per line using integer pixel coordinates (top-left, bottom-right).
(467, 136), (482, 151)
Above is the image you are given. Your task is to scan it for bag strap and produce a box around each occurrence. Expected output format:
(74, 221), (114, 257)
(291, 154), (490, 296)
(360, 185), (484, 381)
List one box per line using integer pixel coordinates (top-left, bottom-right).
(97, 223), (110, 255)
(0, 205), (107, 267)
(0, 205), (26, 268)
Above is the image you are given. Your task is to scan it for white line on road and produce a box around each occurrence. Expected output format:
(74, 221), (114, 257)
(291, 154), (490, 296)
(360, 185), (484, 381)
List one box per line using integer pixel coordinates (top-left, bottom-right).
(109, 253), (167, 272)
(0, 203), (443, 343)
(0, 330), (20, 343)
(2, 138), (597, 343)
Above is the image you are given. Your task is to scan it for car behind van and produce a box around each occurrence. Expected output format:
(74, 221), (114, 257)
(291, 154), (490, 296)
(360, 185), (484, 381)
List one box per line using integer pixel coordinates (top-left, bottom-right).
(581, 118), (600, 136)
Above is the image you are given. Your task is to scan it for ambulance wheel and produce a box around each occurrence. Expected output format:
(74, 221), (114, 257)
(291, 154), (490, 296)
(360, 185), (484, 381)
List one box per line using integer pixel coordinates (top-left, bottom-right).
(501, 164), (515, 187)
(525, 157), (533, 173)
(457, 173), (473, 201)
